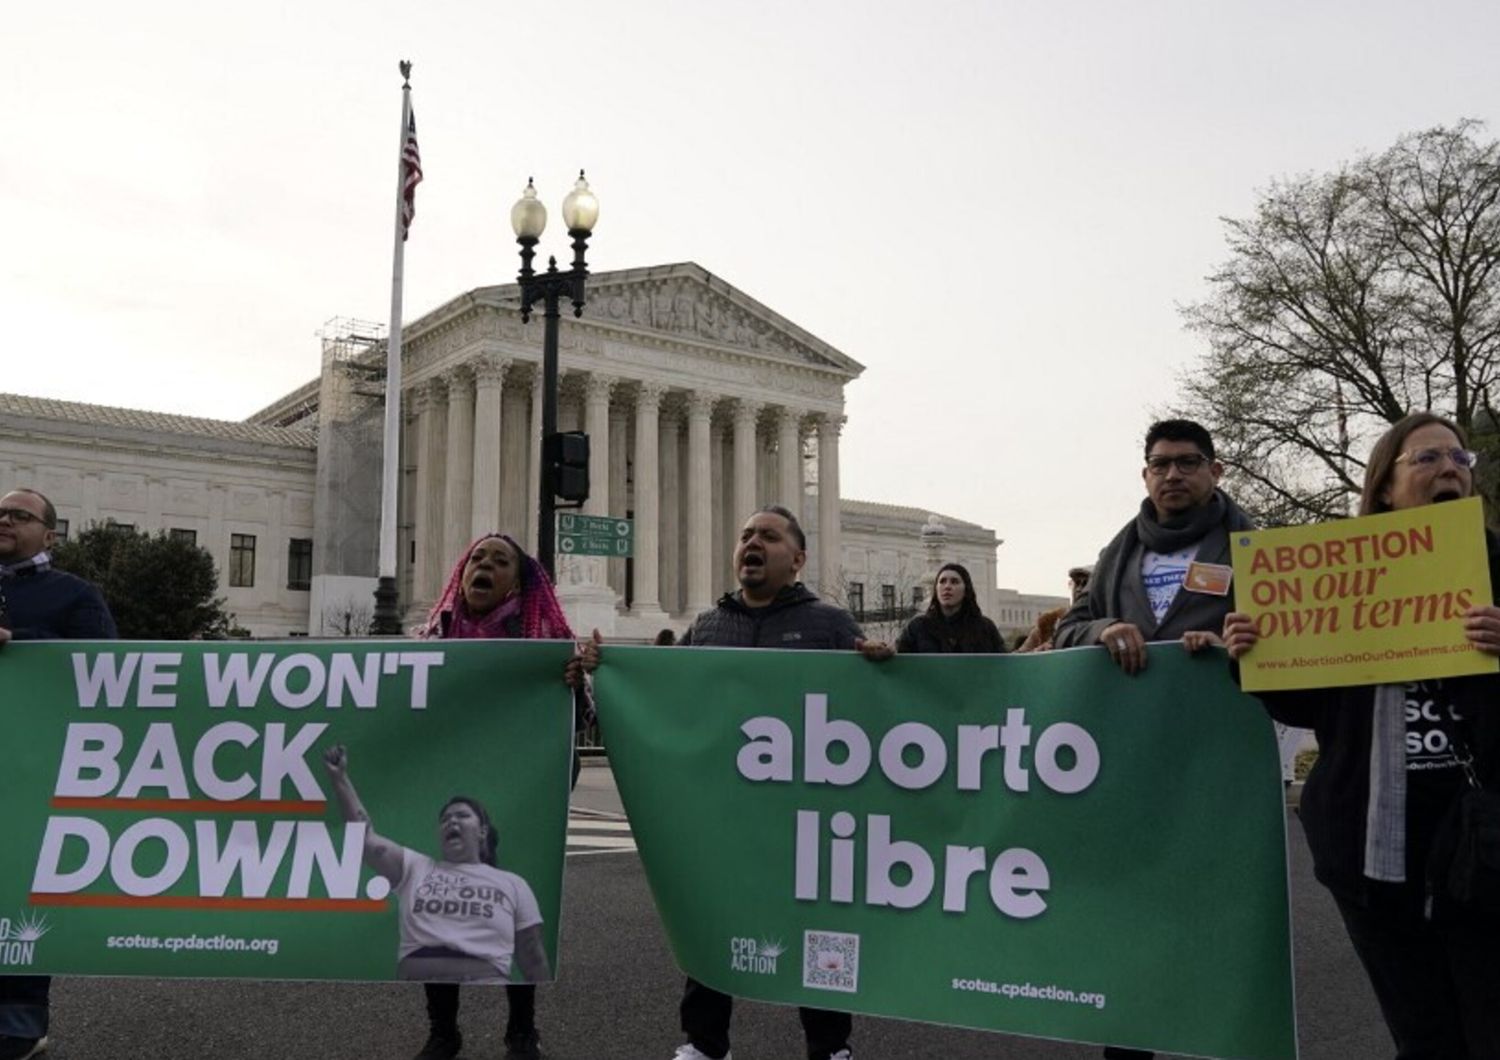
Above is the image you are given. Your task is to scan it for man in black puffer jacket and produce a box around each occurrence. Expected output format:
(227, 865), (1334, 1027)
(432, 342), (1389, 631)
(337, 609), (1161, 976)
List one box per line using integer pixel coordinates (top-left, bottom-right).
(670, 504), (879, 1060)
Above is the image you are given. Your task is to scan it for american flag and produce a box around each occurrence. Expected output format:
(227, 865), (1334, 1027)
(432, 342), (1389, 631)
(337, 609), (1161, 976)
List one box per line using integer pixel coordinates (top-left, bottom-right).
(401, 107), (423, 241)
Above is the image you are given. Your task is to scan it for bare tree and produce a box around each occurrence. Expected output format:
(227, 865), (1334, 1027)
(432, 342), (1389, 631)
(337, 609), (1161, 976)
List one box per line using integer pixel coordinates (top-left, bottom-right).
(1177, 120), (1500, 524)
(322, 599), (375, 637)
(821, 554), (928, 642)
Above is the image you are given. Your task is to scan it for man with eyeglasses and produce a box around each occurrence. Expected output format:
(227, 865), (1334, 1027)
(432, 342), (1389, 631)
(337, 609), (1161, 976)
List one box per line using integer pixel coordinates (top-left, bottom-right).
(0, 488), (115, 1060)
(1053, 421), (1253, 1060)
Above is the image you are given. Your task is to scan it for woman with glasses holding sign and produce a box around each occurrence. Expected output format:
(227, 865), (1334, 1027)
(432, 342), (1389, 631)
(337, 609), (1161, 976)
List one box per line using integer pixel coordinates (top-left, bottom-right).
(330, 533), (586, 1060)
(1224, 412), (1500, 1059)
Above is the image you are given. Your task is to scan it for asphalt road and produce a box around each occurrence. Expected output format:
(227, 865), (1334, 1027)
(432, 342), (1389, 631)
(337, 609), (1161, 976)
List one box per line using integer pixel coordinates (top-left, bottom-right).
(41, 767), (1388, 1060)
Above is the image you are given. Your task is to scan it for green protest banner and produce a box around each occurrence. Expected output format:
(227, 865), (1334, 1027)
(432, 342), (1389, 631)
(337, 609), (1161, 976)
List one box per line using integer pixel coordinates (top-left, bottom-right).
(0, 639), (574, 983)
(596, 644), (1296, 1060)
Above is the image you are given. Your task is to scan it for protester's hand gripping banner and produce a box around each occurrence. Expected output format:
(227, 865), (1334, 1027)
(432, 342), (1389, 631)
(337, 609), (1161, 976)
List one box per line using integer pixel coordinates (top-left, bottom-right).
(1230, 496), (1497, 691)
(0, 640), (574, 983)
(596, 645), (1296, 1060)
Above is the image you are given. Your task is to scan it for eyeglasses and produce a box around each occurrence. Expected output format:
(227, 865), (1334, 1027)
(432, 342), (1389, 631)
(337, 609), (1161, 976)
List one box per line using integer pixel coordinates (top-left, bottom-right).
(1396, 447), (1479, 470)
(1145, 453), (1209, 476)
(0, 508), (47, 526)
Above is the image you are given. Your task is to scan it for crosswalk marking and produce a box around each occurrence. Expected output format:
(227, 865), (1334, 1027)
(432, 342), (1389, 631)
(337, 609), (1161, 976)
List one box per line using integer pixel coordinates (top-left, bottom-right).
(567, 810), (636, 856)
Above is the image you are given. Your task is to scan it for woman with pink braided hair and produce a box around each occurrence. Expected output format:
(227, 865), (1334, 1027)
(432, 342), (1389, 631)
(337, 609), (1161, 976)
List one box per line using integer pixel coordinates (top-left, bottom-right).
(421, 533), (574, 643)
(411, 532), (587, 1060)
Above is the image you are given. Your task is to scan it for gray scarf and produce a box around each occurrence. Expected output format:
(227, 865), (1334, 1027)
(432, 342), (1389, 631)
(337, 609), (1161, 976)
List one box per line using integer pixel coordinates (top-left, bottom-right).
(1101, 491), (1252, 620)
(1135, 491), (1232, 553)
(1364, 684), (1408, 882)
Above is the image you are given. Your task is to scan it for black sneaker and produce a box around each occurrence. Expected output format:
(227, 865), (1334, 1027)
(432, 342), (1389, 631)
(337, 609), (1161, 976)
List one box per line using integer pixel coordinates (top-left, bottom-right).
(413, 1028), (462, 1060)
(0, 1037), (49, 1060)
(504, 1028), (542, 1058)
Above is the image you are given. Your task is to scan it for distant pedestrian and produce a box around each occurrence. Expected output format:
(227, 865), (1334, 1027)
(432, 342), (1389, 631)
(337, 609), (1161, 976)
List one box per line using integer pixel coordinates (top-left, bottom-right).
(0, 488), (116, 1060)
(895, 562), (1004, 654)
(1225, 412), (1500, 1058)
(654, 628), (677, 646)
(1018, 564), (1092, 652)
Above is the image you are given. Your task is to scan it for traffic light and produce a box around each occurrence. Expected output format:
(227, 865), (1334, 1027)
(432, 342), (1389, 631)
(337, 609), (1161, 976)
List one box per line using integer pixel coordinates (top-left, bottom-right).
(546, 431), (590, 505)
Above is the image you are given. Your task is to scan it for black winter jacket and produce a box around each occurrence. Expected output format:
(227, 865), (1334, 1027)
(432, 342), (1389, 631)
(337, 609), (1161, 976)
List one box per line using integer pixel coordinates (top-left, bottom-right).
(896, 612), (1006, 654)
(679, 583), (863, 650)
(1251, 531), (1500, 901)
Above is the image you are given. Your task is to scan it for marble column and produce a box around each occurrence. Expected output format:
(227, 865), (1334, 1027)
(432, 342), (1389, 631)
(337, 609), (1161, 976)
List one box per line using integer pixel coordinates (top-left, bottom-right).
(443, 366), (476, 568)
(411, 380), (448, 603)
(398, 404), (417, 604)
(659, 407), (682, 614)
(583, 374), (616, 588)
(710, 416), (726, 594)
(584, 374), (616, 520)
(608, 403), (629, 599)
(526, 369), (542, 554)
(500, 383), (530, 537)
(733, 399), (761, 527)
(632, 383), (666, 618)
(685, 391), (715, 613)
(470, 355), (508, 537)
(777, 406), (804, 516)
(817, 413), (843, 596)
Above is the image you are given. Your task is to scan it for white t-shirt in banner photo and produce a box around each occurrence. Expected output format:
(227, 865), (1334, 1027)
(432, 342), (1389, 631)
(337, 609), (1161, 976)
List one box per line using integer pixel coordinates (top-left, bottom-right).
(395, 848), (543, 979)
(1140, 544), (1201, 623)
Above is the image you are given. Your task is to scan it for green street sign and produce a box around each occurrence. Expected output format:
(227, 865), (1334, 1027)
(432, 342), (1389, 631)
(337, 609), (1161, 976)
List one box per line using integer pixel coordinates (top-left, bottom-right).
(557, 513), (633, 557)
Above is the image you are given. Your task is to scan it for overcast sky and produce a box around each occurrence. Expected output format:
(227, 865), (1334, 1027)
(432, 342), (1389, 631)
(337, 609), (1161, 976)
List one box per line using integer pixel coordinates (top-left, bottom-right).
(5, 1), (1496, 594)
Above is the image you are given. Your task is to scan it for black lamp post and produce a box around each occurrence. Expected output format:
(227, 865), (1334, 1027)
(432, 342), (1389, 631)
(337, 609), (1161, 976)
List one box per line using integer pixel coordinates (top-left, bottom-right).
(511, 171), (600, 580)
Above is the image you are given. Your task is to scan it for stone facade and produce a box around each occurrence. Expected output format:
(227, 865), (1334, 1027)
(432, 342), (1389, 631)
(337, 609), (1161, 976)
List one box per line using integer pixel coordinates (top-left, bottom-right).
(0, 394), (317, 636)
(289, 263), (864, 638)
(0, 263), (1045, 639)
(990, 588), (1073, 641)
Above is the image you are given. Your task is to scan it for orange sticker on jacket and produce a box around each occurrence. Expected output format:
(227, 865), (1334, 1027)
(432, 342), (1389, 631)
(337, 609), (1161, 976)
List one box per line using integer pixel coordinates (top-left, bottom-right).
(1184, 561), (1233, 596)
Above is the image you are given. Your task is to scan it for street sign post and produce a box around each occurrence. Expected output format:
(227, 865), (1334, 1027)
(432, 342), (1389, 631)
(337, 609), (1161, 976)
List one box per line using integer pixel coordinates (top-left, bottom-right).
(557, 513), (633, 557)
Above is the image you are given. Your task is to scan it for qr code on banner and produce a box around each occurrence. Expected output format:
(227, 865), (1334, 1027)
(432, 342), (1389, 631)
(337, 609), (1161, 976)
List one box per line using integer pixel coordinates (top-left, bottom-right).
(802, 930), (859, 993)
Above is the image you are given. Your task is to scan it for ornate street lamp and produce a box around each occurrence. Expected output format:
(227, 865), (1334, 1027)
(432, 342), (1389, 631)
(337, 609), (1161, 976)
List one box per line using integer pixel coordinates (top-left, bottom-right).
(511, 171), (599, 579)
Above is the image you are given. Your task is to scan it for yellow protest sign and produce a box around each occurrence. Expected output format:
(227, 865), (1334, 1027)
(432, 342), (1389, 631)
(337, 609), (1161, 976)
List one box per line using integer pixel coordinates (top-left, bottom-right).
(1229, 497), (1497, 691)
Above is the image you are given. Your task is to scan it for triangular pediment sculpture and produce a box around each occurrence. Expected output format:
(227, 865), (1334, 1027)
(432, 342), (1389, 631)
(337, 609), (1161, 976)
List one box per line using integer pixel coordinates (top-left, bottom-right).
(475, 262), (862, 377)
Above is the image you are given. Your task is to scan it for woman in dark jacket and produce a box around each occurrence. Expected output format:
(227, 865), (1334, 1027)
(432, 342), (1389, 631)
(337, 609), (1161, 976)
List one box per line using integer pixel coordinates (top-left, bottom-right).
(896, 562), (1005, 654)
(1224, 412), (1500, 1059)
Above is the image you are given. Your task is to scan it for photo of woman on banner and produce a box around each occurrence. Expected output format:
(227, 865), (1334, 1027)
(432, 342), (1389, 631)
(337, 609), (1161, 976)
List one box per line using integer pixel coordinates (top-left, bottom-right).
(1224, 412), (1500, 1059)
(322, 747), (550, 979)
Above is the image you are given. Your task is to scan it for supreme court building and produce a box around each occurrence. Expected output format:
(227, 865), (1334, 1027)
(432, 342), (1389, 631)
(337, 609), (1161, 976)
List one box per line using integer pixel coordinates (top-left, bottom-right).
(0, 263), (1061, 638)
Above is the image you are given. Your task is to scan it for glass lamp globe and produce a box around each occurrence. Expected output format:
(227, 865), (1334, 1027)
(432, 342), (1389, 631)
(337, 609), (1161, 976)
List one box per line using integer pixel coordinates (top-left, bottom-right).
(510, 178), (547, 239)
(560, 170), (599, 234)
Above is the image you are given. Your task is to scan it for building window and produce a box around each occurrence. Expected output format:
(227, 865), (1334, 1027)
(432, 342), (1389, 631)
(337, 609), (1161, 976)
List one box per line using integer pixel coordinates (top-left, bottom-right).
(53, 518), (69, 543)
(287, 538), (313, 591)
(911, 585), (924, 610)
(230, 534), (256, 587)
(848, 581), (865, 619)
(881, 584), (896, 616)
(106, 520), (136, 534)
(169, 528), (197, 547)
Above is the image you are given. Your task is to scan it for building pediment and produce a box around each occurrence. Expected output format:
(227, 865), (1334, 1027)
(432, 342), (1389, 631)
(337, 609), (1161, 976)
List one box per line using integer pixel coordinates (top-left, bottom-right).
(468, 262), (863, 379)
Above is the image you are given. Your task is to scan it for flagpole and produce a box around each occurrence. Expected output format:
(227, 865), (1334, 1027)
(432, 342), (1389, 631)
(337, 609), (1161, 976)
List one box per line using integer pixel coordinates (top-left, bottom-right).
(372, 61), (414, 635)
